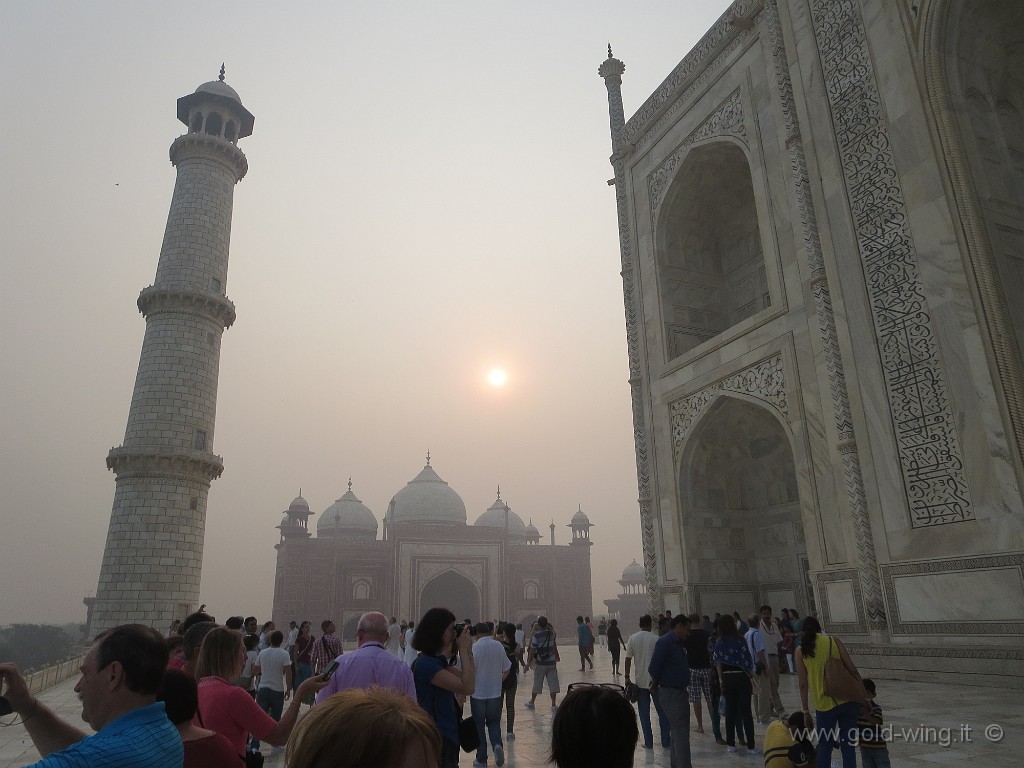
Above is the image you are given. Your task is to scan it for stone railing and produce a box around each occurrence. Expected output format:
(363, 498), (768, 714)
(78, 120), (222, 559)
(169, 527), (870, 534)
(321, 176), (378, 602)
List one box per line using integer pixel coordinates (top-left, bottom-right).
(23, 655), (86, 695)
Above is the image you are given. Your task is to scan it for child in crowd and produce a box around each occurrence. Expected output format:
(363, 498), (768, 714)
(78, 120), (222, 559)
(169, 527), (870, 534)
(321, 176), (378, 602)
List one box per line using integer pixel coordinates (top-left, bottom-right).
(857, 679), (891, 768)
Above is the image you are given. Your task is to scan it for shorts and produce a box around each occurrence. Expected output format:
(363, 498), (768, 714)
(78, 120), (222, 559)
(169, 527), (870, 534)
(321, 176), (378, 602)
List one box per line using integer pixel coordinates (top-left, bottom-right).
(532, 664), (560, 695)
(688, 667), (713, 703)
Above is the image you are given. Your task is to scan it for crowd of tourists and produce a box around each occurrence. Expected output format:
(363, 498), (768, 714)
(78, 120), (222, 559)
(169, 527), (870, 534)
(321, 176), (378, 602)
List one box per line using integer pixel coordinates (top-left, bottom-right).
(0, 602), (884, 768)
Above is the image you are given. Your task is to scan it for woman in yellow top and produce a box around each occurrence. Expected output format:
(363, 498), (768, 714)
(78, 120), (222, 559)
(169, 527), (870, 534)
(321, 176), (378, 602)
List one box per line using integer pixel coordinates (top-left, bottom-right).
(794, 616), (863, 768)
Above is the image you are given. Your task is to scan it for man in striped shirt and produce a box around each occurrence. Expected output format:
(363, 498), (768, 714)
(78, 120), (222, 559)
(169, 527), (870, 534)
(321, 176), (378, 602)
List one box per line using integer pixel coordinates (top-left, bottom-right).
(310, 619), (343, 675)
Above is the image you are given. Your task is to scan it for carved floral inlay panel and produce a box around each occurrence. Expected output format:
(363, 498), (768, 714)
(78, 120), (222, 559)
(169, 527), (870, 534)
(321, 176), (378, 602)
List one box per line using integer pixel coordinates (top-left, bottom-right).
(670, 355), (787, 452)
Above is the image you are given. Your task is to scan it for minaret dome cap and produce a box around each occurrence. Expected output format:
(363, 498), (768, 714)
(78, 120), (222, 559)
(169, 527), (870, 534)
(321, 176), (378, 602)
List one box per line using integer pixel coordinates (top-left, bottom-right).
(195, 79), (243, 104)
(176, 68), (255, 138)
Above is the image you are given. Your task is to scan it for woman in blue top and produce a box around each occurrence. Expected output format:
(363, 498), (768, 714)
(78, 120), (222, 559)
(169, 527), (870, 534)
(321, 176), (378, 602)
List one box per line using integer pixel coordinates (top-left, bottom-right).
(712, 614), (756, 754)
(411, 607), (477, 768)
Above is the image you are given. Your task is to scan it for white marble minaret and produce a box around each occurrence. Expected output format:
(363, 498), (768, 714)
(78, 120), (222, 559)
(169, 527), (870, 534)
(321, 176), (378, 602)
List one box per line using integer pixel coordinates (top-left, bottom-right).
(89, 68), (254, 635)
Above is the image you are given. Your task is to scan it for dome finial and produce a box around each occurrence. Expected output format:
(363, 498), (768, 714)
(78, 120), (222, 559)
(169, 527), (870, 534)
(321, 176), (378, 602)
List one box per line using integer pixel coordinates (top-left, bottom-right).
(425, 449), (431, 466)
(219, 63), (226, 82)
(496, 484), (501, 500)
(607, 43), (613, 59)
(299, 487), (302, 496)
(348, 477), (352, 492)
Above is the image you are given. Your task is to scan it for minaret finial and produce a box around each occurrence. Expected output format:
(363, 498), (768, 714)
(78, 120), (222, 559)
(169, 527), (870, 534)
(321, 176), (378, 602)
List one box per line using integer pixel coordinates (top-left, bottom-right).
(219, 63), (226, 82)
(497, 484), (501, 499)
(425, 449), (431, 466)
(299, 487), (302, 496)
(607, 43), (613, 59)
(347, 477), (352, 492)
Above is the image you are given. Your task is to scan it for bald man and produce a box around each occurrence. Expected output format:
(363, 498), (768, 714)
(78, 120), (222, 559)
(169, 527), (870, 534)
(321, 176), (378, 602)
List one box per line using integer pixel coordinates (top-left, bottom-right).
(315, 612), (416, 701)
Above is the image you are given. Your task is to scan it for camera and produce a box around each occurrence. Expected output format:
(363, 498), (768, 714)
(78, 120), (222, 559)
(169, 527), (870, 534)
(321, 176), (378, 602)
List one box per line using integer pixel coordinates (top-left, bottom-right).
(455, 623), (476, 638)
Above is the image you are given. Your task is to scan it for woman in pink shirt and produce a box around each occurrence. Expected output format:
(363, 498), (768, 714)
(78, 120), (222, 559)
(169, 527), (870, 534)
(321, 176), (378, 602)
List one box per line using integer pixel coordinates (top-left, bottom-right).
(195, 627), (328, 758)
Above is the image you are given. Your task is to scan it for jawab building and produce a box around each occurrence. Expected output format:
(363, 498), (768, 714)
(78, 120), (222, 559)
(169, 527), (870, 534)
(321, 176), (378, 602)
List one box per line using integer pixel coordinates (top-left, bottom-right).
(271, 456), (594, 640)
(600, 0), (1023, 682)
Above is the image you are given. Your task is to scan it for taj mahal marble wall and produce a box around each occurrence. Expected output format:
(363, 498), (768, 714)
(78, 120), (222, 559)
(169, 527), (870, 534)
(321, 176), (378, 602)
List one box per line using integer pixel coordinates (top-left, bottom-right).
(602, 0), (1024, 684)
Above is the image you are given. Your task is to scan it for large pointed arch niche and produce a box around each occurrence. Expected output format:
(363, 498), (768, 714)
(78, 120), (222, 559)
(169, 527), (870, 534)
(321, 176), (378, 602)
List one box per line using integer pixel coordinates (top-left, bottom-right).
(950, 0), (1024, 362)
(656, 141), (771, 362)
(420, 569), (481, 622)
(679, 395), (807, 615)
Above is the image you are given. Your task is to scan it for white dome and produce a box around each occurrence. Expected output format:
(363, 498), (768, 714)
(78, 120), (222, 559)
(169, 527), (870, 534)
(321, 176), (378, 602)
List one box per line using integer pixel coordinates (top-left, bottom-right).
(289, 494), (309, 512)
(525, 519), (540, 537)
(196, 79), (242, 104)
(317, 485), (378, 538)
(278, 513), (291, 527)
(391, 462), (467, 526)
(474, 496), (527, 536)
(621, 559), (645, 583)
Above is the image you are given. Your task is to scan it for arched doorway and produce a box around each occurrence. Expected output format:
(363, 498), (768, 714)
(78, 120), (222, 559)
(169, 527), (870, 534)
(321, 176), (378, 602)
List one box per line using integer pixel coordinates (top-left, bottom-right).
(419, 569), (481, 623)
(680, 395), (807, 618)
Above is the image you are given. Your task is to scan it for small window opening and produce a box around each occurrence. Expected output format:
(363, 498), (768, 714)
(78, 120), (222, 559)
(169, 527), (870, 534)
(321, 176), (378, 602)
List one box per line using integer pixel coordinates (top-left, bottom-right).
(205, 113), (222, 137)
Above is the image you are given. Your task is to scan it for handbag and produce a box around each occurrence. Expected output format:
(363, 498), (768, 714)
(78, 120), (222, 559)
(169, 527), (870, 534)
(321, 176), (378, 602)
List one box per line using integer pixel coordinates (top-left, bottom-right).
(245, 751), (265, 768)
(458, 712), (480, 753)
(822, 637), (867, 702)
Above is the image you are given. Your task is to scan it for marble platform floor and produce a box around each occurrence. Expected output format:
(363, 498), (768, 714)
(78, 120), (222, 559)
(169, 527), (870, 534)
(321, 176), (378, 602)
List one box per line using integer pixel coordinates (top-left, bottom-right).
(1, 645), (1019, 767)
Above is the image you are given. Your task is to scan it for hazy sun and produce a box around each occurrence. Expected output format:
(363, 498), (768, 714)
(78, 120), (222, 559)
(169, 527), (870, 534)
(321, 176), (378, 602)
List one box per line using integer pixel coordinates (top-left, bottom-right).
(487, 368), (508, 387)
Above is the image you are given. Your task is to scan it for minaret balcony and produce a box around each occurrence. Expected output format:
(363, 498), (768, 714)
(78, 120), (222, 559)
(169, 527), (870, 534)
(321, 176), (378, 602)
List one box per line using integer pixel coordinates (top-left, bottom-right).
(106, 445), (224, 482)
(169, 133), (248, 180)
(137, 286), (237, 328)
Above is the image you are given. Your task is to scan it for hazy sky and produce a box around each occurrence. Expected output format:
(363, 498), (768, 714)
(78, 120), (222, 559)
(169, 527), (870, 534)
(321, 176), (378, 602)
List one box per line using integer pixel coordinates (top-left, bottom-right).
(1, 1), (733, 625)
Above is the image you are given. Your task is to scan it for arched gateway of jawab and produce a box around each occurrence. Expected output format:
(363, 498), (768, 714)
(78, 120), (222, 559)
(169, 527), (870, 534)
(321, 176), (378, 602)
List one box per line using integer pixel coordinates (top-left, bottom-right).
(600, 0), (1024, 685)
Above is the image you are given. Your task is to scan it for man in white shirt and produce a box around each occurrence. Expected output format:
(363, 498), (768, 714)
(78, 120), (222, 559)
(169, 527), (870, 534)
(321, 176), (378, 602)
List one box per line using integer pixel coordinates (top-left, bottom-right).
(386, 617), (403, 659)
(624, 614), (671, 750)
(253, 629), (293, 753)
(285, 620), (299, 652)
(756, 606), (786, 722)
(744, 614), (770, 723)
(471, 623), (511, 768)
(514, 624), (526, 672)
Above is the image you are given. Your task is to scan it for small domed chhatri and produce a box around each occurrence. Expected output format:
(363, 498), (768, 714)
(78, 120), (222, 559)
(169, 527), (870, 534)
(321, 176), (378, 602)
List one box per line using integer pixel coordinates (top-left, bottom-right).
(571, 505), (591, 526)
(621, 559), (645, 584)
(318, 479), (378, 539)
(175, 64), (255, 141)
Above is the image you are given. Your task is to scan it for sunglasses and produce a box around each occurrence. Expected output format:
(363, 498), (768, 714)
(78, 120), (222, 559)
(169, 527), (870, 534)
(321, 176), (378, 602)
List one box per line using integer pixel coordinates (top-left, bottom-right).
(567, 682), (626, 693)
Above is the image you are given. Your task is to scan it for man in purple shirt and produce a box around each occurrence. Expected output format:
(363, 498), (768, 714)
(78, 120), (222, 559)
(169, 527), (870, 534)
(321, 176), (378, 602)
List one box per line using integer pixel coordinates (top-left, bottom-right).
(315, 612), (416, 702)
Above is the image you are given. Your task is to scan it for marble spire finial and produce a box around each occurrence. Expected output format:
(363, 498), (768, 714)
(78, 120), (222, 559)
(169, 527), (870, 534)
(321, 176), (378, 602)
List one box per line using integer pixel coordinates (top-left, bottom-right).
(219, 63), (226, 82)
(425, 449), (431, 466)
(607, 43), (613, 59)
(347, 477), (352, 492)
